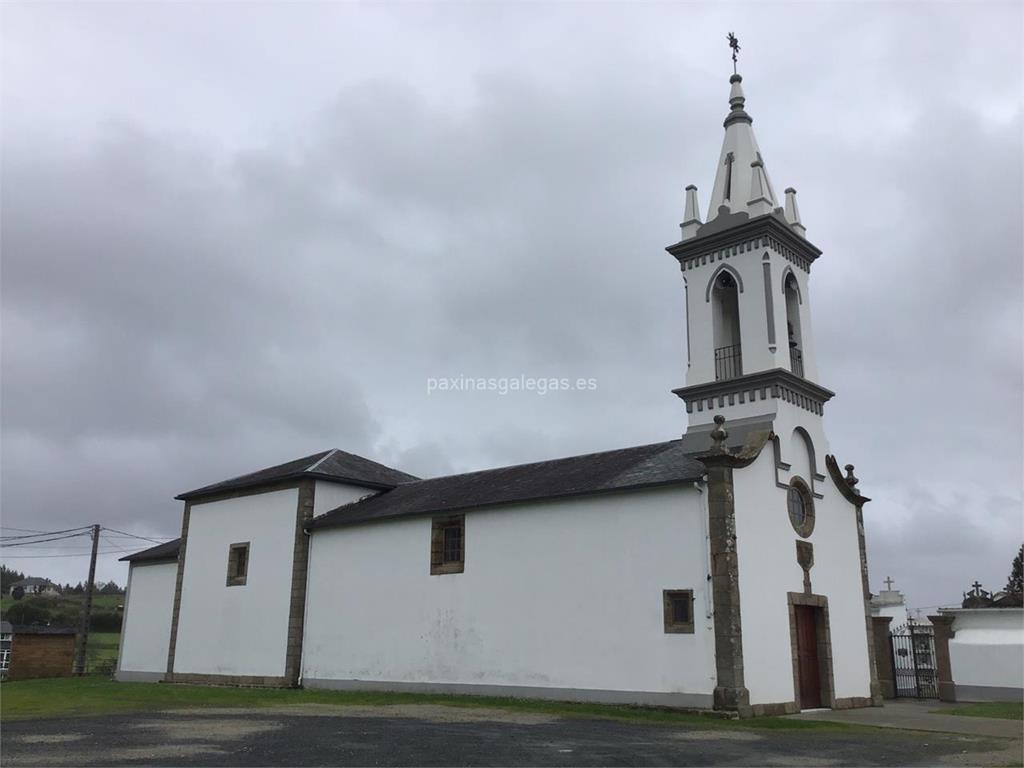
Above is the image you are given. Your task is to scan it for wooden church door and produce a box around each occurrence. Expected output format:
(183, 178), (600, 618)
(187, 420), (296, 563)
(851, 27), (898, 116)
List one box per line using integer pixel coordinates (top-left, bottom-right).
(795, 605), (822, 709)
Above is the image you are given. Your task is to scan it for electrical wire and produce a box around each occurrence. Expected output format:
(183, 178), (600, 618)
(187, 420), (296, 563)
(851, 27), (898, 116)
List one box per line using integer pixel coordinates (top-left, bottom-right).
(0, 532), (92, 548)
(0, 526), (92, 541)
(100, 527), (171, 544)
(1, 549), (136, 559)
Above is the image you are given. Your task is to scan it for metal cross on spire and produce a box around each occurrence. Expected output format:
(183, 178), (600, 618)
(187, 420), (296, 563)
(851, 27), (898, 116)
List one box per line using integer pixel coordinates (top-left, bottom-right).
(884, 576), (894, 590)
(726, 32), (740, 75)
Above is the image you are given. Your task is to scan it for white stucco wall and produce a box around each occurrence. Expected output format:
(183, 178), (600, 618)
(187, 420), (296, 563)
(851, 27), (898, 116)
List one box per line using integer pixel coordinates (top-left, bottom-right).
(313, 480), (378, 517)
(733, 406), (872, 707)
(683, 248), (821, 430)
(116, 560), (177, 680)
(302, 485), (717, 703)
(946, 608), (1024, 699)
(172, 488), (299, 677)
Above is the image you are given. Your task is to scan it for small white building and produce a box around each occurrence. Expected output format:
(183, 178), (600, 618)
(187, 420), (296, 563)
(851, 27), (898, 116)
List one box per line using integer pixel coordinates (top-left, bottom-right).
(942, 608), (1023, 702)
(871, 577), (910, 627)
(117, 67), (882, 716)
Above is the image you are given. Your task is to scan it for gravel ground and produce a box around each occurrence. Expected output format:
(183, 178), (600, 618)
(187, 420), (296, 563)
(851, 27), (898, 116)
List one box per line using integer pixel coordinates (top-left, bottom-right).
(3, 704), (1021, 767)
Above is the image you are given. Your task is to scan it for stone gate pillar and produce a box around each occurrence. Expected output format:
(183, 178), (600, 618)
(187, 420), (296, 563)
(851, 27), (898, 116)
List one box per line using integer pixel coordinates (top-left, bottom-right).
(871, 616), (895, 699)
(929, 614), (956, 702)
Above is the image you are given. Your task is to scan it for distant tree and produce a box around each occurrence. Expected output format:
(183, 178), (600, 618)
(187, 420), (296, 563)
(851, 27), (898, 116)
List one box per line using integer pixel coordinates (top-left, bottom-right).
(72, 582), (85, 595)
(99, 581), (122, 595)
(1006, 544), (1023, 594)
(0, 565), (26, 594)
(11, 586), (24, 601)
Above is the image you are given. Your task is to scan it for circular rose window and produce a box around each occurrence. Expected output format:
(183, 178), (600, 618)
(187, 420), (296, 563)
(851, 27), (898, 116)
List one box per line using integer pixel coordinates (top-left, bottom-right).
(787, 478), (815, 537)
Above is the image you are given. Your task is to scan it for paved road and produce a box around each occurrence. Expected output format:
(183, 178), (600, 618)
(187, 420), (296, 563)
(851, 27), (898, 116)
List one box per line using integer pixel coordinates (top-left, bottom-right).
(3, 704), (1021, 767)
(792, 699), (1023, 739)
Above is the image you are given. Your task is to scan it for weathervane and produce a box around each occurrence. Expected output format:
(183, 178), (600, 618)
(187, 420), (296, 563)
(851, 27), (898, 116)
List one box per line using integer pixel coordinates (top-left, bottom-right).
(726, 32), (740, 75)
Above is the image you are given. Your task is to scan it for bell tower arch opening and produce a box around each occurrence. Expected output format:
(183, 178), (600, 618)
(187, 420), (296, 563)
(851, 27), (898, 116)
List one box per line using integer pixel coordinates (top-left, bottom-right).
(784, 271), (804, 377)
(711, 270), (742, 380)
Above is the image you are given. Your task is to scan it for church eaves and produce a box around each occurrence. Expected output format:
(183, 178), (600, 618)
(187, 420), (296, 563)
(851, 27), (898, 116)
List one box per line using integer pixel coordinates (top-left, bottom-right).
(310, 424), (774, 532)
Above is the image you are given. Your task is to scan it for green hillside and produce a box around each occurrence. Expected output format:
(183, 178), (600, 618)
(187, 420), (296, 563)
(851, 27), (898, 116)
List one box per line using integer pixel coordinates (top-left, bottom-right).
(1, 593), (123, 633)
(0, 593), (123, 614)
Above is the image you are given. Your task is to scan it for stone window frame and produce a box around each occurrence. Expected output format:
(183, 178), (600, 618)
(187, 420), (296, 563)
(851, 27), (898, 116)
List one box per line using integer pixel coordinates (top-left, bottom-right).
(663, 589), (695, 634)
(226, 541), (250, 587)
(787, 476), (815, 538)
(430, 514), (465, 575)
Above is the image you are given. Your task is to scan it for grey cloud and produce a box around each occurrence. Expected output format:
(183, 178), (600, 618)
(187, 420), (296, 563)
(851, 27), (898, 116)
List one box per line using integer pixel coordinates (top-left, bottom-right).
(1, 2), (1020, 601)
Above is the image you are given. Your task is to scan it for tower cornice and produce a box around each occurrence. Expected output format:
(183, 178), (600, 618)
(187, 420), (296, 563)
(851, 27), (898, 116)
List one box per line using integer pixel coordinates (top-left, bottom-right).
(667, 210), (822, 273)
(672, 368), (835, 417)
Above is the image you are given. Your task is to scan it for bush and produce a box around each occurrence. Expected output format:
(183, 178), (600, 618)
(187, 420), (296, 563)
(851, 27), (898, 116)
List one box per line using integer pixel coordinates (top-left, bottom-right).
(2, 600), (50, 626)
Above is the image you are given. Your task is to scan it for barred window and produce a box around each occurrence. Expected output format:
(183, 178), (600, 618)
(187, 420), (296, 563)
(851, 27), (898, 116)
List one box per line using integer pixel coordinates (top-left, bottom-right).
(442, 524), (462, 564)
(226, 542), (250, 587)
(663, 589), (695, 634)
(430, 515), (465, 575)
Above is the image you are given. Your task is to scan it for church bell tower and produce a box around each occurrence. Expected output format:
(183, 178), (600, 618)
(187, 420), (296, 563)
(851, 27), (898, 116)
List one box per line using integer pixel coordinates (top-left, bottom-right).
(669, 68), (835, 441)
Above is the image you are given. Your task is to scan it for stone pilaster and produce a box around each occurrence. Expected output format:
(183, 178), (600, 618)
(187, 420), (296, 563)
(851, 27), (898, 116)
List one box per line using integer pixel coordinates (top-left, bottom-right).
(855, 504), (884, 705)
(283, 479), (315, 687)
(164, 502), (191, 679)
(704, 461), (750, 715)
(871, 616), (895, 699)
(929, 614), (956, 703)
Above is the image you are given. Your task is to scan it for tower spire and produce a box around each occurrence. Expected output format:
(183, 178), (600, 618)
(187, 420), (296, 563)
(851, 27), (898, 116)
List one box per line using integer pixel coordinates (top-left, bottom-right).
(703, 70), (778, 224)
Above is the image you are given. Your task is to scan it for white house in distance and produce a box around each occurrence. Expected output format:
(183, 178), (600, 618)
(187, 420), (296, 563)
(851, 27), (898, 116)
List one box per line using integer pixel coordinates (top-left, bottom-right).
(9, 578), (59, 597)
(117, 67), (882, 716)
(871, 577), (911, 628)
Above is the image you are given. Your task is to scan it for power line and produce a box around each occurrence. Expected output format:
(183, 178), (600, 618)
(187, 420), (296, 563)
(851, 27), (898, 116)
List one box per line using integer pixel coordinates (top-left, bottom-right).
(100, 527), (172, 544)
(0, 526), (93, 542)
(0, 532), (92, 548)
(1, 549), (135, 559)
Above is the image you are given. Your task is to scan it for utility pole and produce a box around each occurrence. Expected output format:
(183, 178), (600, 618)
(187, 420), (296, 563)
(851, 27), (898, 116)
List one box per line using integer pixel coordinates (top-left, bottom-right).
(73, 524), (100, 675)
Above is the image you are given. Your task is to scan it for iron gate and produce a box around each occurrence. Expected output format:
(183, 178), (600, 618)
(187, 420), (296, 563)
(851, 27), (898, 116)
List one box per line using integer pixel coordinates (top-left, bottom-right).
(890, 623), (938, 698)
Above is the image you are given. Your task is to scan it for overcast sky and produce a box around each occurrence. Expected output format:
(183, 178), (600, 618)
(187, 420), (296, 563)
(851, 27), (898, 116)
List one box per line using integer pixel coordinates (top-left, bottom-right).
(2, 1), (1021, 614)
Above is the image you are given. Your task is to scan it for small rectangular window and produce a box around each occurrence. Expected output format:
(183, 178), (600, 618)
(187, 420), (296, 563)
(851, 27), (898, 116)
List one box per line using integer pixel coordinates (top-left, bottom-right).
(226, 542), (250, 586)
(431, 515), (464, 575)
(663, 589), (695, 634)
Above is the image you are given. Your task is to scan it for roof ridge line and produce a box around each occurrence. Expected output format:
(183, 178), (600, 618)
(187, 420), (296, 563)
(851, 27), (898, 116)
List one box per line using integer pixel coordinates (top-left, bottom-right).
(347, 438), (684, 490)
(305, 448), (339, 473)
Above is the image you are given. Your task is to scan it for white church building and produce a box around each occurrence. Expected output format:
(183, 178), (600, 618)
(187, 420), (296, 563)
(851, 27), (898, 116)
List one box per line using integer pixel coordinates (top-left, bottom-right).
(116, 69), (882, 717)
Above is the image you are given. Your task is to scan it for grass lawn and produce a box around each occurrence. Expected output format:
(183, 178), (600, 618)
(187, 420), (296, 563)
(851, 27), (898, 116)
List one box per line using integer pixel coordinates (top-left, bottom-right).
(933, 702), (1023, 721)
(0, 678), (855, 731)
(84, 632), (120, 672)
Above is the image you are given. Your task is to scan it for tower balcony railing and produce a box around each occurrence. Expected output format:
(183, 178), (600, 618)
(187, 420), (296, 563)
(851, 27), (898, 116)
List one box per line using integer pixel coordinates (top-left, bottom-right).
(714, 344), (742, 381)
(790, 347), (804, 378)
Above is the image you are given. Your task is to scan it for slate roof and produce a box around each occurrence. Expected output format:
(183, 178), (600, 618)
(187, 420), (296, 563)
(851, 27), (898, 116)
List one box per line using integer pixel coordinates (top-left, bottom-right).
(312, 439), (711, 531)
(176, 449), (419, 501)
(120, 538), (182, 563)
